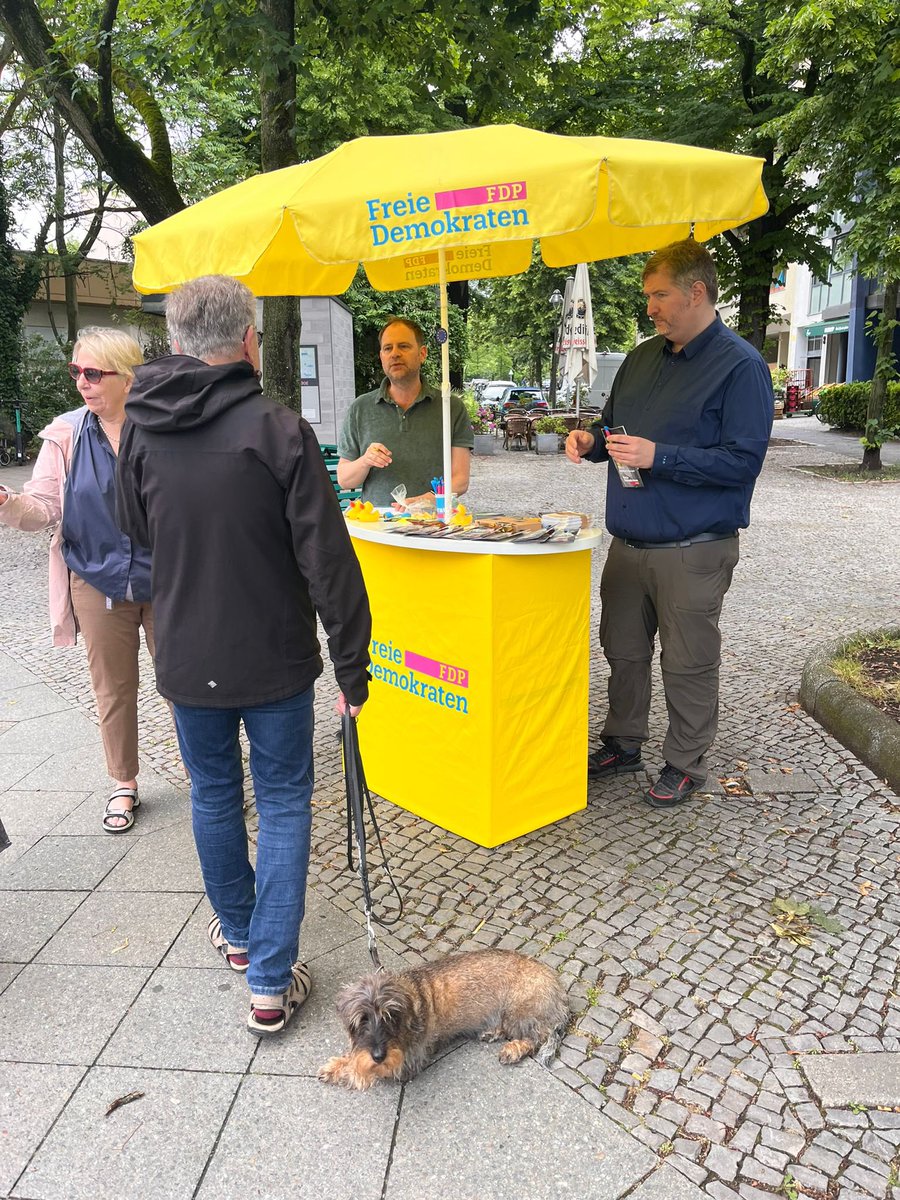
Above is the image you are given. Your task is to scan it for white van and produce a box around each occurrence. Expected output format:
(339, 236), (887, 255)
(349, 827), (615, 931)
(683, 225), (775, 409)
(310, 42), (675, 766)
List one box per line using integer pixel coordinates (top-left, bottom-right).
(587, 352), (626, 408)
(480, 380), (518, 406)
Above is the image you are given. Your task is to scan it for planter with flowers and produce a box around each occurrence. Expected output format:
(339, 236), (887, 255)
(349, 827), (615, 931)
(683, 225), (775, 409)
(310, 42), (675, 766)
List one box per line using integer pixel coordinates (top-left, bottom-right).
(532, 416), (569, 454)
(471, 406), (498, 455)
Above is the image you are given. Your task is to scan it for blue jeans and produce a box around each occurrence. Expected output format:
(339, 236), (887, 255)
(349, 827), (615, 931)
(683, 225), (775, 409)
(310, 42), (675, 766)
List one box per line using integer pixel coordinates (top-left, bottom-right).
(172, 687), (315, 997)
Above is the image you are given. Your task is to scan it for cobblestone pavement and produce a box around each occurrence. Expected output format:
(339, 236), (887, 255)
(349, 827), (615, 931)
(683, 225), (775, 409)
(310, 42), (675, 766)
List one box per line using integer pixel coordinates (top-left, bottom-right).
(1, 437), (899, 1200)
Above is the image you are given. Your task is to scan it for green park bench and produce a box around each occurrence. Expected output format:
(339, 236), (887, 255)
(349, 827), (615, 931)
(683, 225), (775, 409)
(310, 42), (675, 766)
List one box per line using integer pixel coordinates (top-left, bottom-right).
(319, 443), (362, 510)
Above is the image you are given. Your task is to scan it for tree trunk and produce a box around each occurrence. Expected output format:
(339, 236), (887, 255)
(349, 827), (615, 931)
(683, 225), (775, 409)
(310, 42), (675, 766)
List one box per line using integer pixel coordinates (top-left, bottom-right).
(861, 276), (899, 472)
(51, 111), (79, 347)
(736, 275), (772, 352)
(258, 0), (301, 410)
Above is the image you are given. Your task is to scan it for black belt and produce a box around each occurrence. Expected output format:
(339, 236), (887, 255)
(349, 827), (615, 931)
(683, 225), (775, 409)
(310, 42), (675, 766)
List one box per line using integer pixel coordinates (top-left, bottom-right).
(622, 531), (738, 550)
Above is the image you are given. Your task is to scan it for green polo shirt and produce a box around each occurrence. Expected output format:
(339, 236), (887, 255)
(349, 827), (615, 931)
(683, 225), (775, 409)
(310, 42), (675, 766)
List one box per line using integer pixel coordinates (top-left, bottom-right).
(338, 379), (474, 506)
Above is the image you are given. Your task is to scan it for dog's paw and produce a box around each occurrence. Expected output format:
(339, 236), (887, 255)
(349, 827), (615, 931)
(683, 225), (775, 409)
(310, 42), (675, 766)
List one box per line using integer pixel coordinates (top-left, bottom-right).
(317, 1055), (351, 1085)
(499, 1039), (534, 1064)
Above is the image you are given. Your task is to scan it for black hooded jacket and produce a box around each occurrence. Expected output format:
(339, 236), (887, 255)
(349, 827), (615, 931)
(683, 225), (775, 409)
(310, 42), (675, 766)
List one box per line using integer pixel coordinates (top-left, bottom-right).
(116, 355), (370, 708)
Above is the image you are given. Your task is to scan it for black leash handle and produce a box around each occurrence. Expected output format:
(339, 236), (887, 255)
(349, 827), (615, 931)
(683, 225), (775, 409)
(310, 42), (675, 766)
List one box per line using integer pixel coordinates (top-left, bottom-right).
(339, 712), (404, 969)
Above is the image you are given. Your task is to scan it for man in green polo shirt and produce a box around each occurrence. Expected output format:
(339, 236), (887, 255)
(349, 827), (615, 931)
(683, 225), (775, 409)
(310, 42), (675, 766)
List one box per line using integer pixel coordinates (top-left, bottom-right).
(337, 317), (473, 507)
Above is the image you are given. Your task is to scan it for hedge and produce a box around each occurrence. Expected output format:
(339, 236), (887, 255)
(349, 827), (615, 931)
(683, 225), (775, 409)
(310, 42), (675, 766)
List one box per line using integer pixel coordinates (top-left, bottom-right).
(815, 381), (900, 431)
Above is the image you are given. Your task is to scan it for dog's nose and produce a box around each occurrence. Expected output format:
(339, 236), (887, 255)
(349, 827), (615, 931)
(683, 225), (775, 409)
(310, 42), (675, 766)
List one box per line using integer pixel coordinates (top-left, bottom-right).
(370, 1047), (386, 1063)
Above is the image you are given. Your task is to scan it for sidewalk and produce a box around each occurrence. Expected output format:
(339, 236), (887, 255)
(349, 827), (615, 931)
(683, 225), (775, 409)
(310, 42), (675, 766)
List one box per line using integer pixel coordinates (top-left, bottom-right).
(1, 437), (899, 1200)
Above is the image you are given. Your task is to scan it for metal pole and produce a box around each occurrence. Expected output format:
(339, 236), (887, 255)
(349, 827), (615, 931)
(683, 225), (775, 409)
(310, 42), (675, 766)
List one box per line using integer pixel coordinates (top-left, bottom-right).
(438, 250), (452, 516)
(14, 404), (25, 465)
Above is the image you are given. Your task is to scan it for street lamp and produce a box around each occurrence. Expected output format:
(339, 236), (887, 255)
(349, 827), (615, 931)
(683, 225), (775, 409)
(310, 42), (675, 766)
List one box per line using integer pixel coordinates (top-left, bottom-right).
(547, 276), (574, 409)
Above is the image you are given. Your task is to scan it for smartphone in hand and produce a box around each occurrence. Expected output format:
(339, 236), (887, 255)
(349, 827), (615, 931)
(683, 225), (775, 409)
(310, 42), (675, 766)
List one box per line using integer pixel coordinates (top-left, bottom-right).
(603, 426), (644, 489)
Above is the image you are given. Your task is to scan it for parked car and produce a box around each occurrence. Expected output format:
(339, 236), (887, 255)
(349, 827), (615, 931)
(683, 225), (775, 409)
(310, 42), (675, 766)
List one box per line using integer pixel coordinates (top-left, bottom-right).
(480, 380), (518, 405)
(499, 387), (549, 412)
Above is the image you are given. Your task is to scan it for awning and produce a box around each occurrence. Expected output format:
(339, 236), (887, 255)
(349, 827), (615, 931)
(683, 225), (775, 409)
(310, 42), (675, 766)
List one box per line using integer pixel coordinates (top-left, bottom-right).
(823, 319), (849, 335)
(803, 323), (824, 337)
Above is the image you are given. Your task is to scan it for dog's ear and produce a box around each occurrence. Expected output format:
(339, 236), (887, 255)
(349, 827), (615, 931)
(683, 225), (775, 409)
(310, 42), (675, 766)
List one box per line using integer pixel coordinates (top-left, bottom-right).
(374, 976), (411, 1023)
(336, 974), (385, 1032)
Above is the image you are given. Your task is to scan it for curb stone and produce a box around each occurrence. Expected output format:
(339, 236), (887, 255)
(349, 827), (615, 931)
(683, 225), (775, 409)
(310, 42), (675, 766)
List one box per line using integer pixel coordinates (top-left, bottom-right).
(799, 629), (900, 794)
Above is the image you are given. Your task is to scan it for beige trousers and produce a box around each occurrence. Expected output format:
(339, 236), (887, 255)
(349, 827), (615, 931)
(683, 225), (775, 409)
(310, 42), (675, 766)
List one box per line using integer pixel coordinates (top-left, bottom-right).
(69, 575), (156, 782)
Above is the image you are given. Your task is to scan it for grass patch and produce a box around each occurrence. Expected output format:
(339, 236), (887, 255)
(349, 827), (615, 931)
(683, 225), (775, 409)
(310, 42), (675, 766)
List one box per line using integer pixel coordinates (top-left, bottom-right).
(794, 463), (900, 481)
(832, 633), (900, 720)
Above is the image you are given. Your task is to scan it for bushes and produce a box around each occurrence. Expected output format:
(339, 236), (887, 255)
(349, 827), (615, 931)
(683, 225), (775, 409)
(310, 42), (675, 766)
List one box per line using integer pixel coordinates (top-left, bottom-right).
(816, 381), (900, 431)
(17, 335), (79, 446)
(532, 416), (569, 435)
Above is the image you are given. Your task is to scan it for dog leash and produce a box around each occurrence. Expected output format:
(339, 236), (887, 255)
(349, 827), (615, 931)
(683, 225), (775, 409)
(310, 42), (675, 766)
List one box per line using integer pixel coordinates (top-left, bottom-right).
(339, 711), (403, 970)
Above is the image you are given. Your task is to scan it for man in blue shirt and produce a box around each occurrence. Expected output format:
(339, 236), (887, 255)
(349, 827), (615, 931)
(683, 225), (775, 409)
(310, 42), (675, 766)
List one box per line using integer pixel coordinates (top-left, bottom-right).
(566, 239), (773, 808)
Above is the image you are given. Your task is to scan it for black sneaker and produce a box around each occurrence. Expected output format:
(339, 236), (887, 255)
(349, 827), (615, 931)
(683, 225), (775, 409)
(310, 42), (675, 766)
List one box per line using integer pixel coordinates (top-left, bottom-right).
(587, 739), (643, 778)
(646, 764), (703, 808)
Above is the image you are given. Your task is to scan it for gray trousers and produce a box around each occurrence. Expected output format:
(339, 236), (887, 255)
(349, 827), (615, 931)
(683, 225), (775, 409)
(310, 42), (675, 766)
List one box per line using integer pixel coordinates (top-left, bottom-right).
(598, 535), (740, 782)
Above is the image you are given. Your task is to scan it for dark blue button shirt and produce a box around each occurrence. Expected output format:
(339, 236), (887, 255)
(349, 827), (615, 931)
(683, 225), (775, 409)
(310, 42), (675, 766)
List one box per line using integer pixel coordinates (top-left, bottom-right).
(61, 415), (152, 601)
(587, 315), (773, 541)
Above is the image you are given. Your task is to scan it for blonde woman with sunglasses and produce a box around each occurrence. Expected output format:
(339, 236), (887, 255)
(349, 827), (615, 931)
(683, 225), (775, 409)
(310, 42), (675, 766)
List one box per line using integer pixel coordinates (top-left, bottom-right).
(0, 327), (155, 832)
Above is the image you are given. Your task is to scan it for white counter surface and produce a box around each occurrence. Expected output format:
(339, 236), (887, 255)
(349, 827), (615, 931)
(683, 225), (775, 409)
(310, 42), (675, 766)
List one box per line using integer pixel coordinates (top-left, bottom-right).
(346, 521), (603, 556)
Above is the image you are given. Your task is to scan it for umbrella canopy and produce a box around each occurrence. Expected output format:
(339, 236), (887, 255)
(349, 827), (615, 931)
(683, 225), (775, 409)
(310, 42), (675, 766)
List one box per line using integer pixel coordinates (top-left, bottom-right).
(131, 124), (768, 506)
(133, 125), (767, 296)
(559, 263), (597, 415)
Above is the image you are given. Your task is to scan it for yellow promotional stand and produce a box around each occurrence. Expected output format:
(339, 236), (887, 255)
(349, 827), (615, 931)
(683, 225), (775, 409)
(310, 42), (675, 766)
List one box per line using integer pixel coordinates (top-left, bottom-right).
(347, 524), (602, 847)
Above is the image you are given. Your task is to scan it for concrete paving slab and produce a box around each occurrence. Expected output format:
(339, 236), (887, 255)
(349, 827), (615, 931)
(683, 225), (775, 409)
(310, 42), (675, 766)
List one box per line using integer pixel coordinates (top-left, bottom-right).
(1, 682), (71, 722)
(626, 1165), (708, 1199)
(801, 1052), (900, 1107)
(251, 938), (406, 1079)
(35, 891), (200, 968)
(196, 1073), (398, 1200)
(0, 753), (51, 791)
(0, 962), (24, 993)
(98, 823), (202, 892)
(0, 790), (91, 836)
(0, 890), (88, 961)
(0, 830), (40, 867)
(0, 651), (41, 692)
(0, 835), (130, 891)
(0, 710), (100, 755)
(0, 1061), (86, 1195)
(162, 885), (368, 972)
(53, 782), (190, 837)
(13, 744), (111, 793)
(0, 963), (150, 1065)
(387, 1042), (657, 1200)
(99, 966), (253, 1072)
(11, 1065), (238, 1200)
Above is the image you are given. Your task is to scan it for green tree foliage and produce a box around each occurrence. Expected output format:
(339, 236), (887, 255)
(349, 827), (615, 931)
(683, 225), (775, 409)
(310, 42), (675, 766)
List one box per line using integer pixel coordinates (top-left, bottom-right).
(558, 0), (832, 348)
(342, 268), (468, 394)
(761, 0), (900, 468)
(467, 250), (646, 384)
(0, 143), (42, 419)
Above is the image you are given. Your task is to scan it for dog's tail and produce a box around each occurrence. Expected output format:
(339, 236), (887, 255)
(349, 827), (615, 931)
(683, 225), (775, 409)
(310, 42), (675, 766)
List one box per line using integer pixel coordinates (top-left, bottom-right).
(534, 1018), (569, 1067)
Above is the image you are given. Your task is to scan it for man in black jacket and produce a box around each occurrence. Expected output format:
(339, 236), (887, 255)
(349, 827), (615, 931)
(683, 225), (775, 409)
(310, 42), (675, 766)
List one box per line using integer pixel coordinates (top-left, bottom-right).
(117, 274), (371, 1037)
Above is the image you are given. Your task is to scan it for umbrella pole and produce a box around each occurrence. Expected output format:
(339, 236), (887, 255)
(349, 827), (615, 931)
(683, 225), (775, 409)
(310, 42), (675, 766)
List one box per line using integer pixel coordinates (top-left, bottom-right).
(438, 250), (452, 517)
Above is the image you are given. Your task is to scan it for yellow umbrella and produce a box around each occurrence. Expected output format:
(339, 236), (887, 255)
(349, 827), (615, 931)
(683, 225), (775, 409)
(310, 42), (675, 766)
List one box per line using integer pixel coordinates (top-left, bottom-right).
(132, 124), (768, 500)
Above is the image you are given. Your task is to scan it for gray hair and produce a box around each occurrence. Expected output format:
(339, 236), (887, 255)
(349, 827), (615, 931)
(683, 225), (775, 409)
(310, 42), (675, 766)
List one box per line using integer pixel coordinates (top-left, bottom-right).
(642, 239), (718, 305)
(165, 275), (257, 360)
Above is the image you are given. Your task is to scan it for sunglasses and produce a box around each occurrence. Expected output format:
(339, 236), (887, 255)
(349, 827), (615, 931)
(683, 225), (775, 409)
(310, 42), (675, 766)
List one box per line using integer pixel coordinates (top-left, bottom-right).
(68, 364), (120, 384)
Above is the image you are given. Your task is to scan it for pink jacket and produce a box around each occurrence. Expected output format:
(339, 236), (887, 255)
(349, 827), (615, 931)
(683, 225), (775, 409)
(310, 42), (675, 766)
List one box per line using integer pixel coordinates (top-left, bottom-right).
(0, 409), (91, 646)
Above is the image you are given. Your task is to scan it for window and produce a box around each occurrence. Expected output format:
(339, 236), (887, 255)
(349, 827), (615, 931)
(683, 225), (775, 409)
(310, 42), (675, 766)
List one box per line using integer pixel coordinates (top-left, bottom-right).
(809, 278), (827, 314)
(807, 336), (823, 353)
